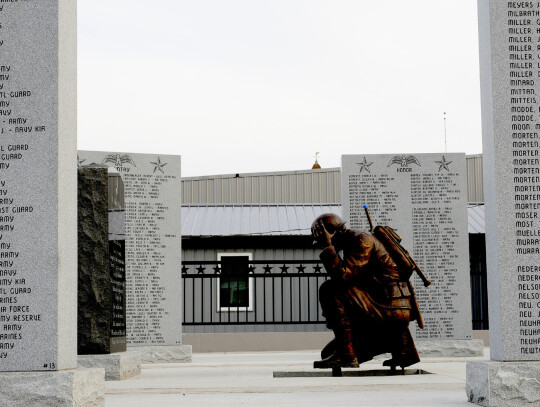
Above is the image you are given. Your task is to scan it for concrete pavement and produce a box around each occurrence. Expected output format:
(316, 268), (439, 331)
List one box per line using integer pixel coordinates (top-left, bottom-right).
(105, 349), (489, 406)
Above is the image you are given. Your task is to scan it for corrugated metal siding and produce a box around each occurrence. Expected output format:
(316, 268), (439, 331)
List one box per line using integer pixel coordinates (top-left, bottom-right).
(467, 155), (484, 204)
(182, 168), (341, 204)
(182, 155), (483, 205)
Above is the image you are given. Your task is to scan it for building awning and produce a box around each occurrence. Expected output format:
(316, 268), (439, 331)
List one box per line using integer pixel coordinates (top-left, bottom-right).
(182, 204), (485, 237)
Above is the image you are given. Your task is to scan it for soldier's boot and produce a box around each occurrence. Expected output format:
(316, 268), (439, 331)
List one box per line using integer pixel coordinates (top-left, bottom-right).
(314, 326), (359, 369)
(382, 327), (420, 369)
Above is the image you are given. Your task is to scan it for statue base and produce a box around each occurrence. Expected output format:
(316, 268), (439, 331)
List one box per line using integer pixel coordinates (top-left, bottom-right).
(273, 368), (431, 378)
(467, 360), (540, 406)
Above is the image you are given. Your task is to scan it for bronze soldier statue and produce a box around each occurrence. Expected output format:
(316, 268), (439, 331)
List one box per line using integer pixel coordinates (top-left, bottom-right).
(311, 213), (422, 370)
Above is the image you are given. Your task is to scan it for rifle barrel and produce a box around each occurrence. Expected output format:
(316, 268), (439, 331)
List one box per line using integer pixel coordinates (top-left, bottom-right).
(363, 205), (374, 232)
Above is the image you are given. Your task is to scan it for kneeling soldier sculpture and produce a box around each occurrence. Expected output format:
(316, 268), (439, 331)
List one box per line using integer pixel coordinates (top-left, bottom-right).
(312, 211), (429, 370)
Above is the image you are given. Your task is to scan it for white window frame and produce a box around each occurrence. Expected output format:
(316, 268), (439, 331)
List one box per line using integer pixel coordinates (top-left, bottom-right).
(217, 252), (254, 312)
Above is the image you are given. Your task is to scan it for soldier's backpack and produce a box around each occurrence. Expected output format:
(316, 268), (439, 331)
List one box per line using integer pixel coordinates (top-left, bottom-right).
(363, 206), (431, 288)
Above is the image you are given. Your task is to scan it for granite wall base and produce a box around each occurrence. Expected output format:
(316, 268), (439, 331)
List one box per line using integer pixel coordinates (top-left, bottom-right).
(78, 351), (141, 381)
(129, 345), (192, 363)
(467, 361), (540, 406)
(417, 339), (484, 358)
(0, 369), (104, 407)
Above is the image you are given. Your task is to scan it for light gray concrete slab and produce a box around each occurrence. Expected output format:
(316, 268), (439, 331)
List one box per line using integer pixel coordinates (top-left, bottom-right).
(104, 349), (489, 406)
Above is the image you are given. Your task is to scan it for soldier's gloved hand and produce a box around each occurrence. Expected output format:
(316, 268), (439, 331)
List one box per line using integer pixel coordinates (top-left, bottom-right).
(313, 220), (335, 248)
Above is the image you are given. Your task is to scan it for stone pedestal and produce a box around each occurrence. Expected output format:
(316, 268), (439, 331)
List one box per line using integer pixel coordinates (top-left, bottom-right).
(0, 369), (104, 407)
(417, 339), (484, 358)
(467, 361), (540, 407)
(131, 345), (192, 363)
(78, 351), (141, 381)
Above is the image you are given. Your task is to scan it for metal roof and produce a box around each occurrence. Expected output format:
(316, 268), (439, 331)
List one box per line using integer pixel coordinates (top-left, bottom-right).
(182, 204), (485, 237)
(182, 204), (342, 237)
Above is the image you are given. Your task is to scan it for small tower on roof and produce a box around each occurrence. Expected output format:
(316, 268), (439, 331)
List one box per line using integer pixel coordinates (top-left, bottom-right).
(312, 152), (321, 170)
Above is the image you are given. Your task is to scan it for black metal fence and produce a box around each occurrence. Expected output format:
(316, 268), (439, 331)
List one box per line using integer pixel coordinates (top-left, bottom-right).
(182, 260), (329, 326)
(469, 235), (489, 329)
(183, 255), (490, 330)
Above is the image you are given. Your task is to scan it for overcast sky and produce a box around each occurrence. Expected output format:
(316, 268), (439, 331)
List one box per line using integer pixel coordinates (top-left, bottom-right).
(77, 1), (482, 177)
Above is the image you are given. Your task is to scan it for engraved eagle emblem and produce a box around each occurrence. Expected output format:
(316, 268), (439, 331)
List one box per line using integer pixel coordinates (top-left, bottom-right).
(102, 154), (137, 167)
(387, 155), (421, 167)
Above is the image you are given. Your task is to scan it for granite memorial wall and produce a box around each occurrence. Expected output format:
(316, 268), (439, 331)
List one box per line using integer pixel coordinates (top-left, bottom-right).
(77, 151), (182, 348)
(342, 153), (472, 341)
(78, 167), (126, 355)
(0, 1), (104, 405)
(0, 0), (77, 372)
(476, 0), (540, 362)
(466, 2), (540, 405)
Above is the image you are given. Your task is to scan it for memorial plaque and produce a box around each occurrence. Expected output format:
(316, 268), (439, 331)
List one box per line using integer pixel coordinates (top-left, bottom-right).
(342, 153), (472, 340)
(77, 151), (182, 346)
(477, 0), (540, 362)
(0, 0), (77, 371)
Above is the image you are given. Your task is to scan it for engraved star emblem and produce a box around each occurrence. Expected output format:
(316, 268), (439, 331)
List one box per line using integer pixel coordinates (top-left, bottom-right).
(150, 156), (168, 174)
(77, 155), (86, 167)
(356, 157), (373, 173)
(435, 155), (452, 172)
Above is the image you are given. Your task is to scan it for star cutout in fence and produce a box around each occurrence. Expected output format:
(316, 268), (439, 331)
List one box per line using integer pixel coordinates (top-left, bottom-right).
(313, 265), (323, 273)
(356, 157), (373, 173)
(279, 265), (289, 274)
(263, 265), (273, 274)
(249, 266), (256, 274)
(435, 155), (452, 172)
(196, 266), (206, 274)
(181, 265), (188, 274)
(150, 156), (168, 174)
(296, 265), (306, 273)
(213, 266), (221, 274)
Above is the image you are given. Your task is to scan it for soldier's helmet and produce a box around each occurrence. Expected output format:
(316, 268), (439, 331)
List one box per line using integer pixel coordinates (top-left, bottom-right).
(311, 213), (346, 236)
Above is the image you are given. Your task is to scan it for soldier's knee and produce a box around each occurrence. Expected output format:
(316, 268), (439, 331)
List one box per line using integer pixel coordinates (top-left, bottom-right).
(319, 279), (335, 298)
